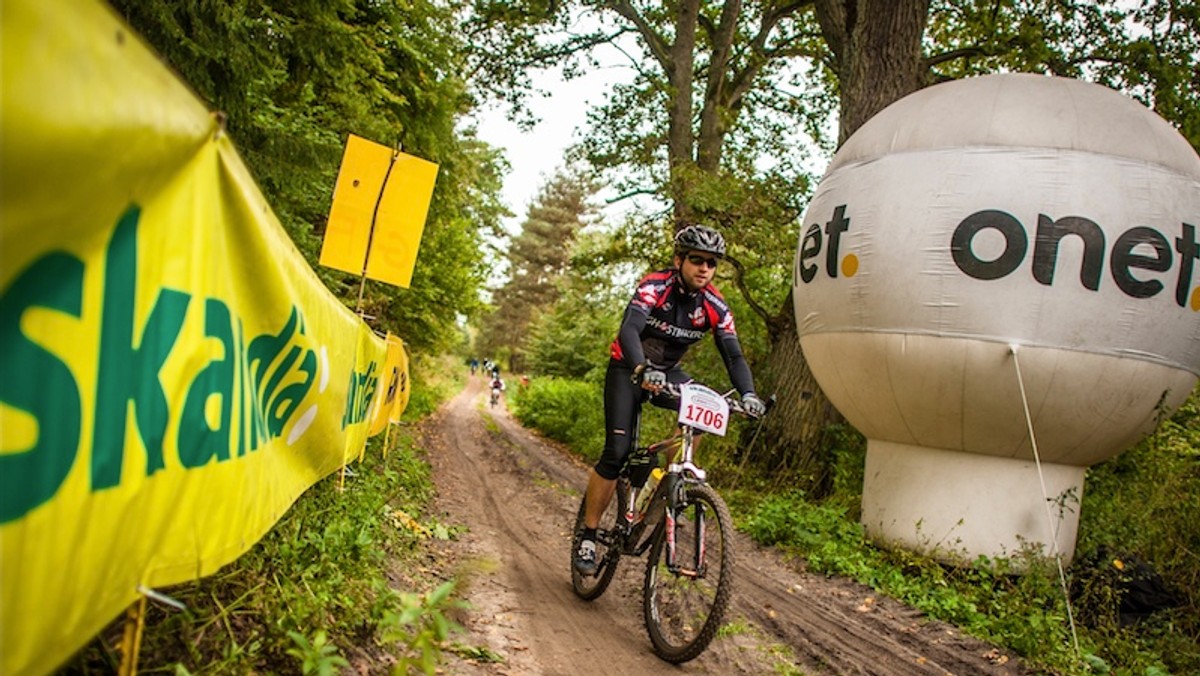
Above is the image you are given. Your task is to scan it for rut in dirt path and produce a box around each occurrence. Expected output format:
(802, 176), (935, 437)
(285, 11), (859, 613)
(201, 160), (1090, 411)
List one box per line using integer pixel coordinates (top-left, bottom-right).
(420, 376), (1034, 676)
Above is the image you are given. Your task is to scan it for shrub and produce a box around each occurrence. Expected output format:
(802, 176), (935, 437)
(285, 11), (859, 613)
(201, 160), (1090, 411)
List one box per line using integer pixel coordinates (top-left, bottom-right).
(510, 377), (605, 461)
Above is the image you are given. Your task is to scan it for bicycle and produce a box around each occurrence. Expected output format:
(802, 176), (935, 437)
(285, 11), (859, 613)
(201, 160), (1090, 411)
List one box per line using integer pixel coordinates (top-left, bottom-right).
(569, 381), (769, 663)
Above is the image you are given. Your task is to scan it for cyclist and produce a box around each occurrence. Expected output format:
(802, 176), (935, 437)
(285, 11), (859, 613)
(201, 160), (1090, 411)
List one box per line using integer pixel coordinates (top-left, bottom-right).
(573, 224), (766, 576)
(490, 374), (505, 406)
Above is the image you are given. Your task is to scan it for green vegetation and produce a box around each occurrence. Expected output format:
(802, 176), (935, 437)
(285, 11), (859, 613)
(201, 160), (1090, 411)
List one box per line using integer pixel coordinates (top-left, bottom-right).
(515, 375), (1199, 675)
(509, 377), (606, 463)
(60, 357), (475, 674)
(107, 0), (506, 357)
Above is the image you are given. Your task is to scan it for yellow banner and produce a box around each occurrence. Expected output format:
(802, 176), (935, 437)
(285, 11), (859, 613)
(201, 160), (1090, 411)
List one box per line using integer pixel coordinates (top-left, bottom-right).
(319, 134), (439, 288)
(368, 333), (411, 436)
(391, 335), (412, 422)
(0, 2), (395, 674)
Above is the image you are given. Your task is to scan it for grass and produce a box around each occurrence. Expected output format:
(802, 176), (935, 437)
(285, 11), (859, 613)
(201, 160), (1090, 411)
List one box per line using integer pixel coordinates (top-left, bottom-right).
(725, 387), (1200, 676)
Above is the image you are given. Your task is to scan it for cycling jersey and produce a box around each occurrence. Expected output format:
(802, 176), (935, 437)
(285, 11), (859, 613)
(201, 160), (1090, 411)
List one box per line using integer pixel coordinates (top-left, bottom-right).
(609, 268), (754, 395)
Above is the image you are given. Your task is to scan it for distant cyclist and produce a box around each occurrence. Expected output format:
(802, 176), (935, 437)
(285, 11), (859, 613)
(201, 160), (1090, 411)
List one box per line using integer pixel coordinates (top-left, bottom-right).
(490, 374), (505, 407)
(573, 224), (766, 575)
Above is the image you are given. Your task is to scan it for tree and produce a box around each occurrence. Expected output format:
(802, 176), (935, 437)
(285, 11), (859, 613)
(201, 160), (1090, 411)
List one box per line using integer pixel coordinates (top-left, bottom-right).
(108, 0), (508, 352)
(470, 0), (1199, 491)
(524, 248), (628, 380)
(469, 0), (907, 486)
(478, 168), (600, 371)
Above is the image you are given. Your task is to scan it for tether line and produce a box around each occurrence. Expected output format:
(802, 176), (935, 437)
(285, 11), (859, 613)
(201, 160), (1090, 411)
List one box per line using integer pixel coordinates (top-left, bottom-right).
(1008, 343), (1081, 656)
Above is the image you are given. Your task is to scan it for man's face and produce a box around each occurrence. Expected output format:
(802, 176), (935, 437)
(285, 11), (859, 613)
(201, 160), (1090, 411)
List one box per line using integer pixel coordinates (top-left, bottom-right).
(676, 250), (719, 291)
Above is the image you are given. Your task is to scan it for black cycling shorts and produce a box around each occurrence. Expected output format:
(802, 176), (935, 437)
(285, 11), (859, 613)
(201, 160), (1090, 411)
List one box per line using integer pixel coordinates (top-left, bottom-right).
(594, 359), (691, 480)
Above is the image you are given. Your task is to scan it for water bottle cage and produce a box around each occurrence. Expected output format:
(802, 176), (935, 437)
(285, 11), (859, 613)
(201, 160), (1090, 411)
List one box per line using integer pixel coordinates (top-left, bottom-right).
(626, 448), (656, 487)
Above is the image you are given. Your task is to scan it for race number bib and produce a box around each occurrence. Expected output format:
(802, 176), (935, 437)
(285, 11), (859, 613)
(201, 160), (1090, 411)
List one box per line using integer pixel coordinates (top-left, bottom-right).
(678, 383), (729, 436)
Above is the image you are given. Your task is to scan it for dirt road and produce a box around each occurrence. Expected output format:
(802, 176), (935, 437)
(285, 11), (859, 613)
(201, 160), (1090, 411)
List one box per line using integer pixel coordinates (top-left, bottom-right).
(420, 377), (1033, 675)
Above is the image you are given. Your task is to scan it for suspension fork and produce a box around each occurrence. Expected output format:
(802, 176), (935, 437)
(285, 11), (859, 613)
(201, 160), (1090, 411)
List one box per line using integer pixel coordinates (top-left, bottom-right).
(661, 473), (707, 578)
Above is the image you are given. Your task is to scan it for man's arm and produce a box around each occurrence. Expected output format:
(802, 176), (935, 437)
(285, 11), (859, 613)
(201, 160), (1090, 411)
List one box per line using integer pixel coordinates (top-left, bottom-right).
(714, 332), (755, 395)
(616, 305), (649, 367)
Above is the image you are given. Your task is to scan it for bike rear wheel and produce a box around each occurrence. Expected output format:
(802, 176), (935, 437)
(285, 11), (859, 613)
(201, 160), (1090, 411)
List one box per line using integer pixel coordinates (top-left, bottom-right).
(642, 482), (734, 663)
(570, 478), (629, 600)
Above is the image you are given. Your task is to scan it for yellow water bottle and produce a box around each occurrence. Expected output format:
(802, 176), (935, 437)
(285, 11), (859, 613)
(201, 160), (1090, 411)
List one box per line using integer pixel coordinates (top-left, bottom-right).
(636, 467), (665, 514)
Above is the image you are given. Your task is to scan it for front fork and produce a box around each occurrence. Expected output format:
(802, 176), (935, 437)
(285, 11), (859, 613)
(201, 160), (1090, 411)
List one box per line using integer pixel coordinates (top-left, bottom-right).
(661, 474), (707, 578)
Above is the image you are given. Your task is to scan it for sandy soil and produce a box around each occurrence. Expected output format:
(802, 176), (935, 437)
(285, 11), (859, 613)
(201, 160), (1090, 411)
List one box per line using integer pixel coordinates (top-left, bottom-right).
(417, 376), (1035, 675)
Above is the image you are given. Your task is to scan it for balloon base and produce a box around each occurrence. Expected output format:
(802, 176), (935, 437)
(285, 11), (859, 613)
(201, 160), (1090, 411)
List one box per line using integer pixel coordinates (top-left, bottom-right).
(861, 440), (1085, 568)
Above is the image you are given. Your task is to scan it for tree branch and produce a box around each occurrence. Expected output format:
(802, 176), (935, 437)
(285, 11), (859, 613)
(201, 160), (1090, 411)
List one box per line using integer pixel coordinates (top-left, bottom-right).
(605, 0), (673, 72)
(722, 253), (786, 333)
(604, 187), (662, 204)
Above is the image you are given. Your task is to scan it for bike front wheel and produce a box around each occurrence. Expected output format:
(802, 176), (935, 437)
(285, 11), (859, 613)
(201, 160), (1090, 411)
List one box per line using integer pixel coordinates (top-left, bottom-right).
(570, 477), (629, 600)
(642, 482), (734, 663)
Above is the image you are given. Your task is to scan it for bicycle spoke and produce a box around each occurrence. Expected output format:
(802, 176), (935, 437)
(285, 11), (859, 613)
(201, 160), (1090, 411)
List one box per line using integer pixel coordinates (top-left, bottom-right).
(643, 484), (734, 663)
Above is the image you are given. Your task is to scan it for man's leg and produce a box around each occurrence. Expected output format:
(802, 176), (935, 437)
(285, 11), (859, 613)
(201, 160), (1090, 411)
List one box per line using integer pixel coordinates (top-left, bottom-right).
(583, 468), (617, 529)
(576, 361), (638, 575)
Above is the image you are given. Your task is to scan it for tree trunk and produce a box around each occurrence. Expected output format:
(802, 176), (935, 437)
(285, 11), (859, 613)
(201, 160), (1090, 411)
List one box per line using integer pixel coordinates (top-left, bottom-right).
(838, 0), (929, 144)
(745, 290), (841, 494)
(751, 0), (930, 495)
(666, 0), (699, 223)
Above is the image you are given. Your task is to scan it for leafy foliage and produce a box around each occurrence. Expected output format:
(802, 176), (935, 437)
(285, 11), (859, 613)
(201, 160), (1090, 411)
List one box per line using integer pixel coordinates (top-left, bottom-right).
(477, 168), (601, 371)
(733, 384), (1200, 676)
(108, 0), (506, 353)
(926, 0), (1200, 148)
(286, 629), (349, 676)
(515, 369), (1198, 675)
(509, 377), (606, 461)
(381, 581), (466, 675)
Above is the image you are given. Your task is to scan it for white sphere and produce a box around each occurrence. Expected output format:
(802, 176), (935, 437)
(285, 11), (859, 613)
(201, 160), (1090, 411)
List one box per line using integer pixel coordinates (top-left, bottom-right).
(793, 73), (1200, 564)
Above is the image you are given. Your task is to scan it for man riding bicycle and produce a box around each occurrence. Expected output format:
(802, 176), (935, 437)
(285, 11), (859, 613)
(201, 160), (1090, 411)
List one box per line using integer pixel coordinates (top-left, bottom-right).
(573, 224), (766, 575)
(490, 374), (505, 406)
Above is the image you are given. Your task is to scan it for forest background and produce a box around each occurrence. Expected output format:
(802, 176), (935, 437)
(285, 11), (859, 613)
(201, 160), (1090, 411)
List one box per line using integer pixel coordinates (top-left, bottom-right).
(68, 1), (1199, 674)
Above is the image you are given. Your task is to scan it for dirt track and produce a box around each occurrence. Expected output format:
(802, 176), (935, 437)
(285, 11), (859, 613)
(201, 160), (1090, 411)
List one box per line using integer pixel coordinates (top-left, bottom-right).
(419, 376), (1034, 675)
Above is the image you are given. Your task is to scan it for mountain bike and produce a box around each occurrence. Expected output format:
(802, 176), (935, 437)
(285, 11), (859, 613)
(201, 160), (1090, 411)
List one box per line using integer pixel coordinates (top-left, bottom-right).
(569, 382), (768, 663)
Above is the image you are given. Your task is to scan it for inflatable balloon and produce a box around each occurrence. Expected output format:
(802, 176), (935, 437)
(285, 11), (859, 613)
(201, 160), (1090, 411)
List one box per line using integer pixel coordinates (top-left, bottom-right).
(793, 73), (1200, 565)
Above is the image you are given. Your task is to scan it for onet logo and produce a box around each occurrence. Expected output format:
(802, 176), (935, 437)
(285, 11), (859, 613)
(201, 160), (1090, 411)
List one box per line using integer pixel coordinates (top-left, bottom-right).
(797, 204), (1200, 312)
(952, 209), (1200, 310)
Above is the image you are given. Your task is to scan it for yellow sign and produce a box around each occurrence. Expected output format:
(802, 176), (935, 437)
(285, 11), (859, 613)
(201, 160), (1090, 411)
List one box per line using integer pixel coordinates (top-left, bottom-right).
(319, 135), (439, 288)
(0, 2), (397, 674)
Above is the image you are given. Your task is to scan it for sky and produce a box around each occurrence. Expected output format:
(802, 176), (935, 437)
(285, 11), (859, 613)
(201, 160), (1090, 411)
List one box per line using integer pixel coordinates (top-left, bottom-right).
(473, 55), (632, 236)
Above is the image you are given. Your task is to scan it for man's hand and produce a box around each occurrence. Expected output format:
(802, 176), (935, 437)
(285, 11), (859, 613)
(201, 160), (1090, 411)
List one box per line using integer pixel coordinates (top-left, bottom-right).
(639, 368), (668, 393)
(742, 392), (766, 418)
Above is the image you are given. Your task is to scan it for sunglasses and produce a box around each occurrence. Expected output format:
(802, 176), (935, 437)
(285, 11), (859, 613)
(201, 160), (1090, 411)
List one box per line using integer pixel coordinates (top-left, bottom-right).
(686, 254), (720, 269)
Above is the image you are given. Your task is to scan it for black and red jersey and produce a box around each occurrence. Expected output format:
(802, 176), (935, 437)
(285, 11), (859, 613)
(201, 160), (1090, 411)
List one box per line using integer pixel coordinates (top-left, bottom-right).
(610, 268), (754, 394)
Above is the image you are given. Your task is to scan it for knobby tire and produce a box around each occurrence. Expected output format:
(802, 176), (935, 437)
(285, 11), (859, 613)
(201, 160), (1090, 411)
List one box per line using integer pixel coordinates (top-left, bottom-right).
(642, 482), (734, 663)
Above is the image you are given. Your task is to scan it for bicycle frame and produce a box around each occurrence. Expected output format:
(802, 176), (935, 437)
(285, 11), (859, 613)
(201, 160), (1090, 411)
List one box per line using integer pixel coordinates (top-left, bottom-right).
(616, 416), (712, 574)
